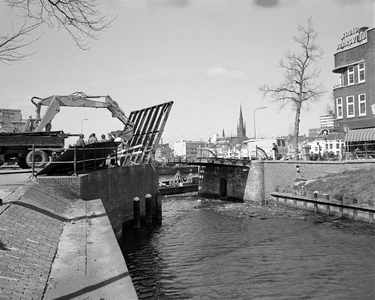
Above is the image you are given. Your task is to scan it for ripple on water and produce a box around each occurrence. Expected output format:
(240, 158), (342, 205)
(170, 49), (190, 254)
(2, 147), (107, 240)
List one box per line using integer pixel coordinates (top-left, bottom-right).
(121, 195), (375, 300)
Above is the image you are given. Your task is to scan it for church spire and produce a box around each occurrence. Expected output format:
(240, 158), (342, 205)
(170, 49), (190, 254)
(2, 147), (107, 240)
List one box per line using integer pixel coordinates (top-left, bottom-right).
(237, 105), (246, 143)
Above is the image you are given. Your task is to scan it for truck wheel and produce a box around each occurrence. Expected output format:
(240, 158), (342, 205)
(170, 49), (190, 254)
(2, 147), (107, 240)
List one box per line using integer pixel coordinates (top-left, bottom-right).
(26, 149), (49, 168)
(18, 157), (30, 169)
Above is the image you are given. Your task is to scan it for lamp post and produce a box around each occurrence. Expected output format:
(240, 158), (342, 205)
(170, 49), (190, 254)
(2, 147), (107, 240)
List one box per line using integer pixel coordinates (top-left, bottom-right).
(81, 118), (88, 134)
(253, 107), (266, 139)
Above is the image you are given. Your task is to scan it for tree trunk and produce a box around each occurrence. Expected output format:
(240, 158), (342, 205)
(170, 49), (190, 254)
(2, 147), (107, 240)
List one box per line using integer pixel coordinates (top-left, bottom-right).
(294, 102), (302, 160)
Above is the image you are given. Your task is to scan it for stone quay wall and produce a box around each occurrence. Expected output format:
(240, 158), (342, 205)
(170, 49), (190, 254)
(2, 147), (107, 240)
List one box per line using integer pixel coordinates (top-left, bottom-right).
(198, 165), (249, 201)
(198, 160), (375, 203)
(37, 164), (159, 240)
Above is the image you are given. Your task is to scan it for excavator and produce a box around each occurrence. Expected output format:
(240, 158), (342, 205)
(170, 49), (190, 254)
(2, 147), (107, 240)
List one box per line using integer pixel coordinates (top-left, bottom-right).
(24, 92), (134, 140)
(0, 92), (134, 168)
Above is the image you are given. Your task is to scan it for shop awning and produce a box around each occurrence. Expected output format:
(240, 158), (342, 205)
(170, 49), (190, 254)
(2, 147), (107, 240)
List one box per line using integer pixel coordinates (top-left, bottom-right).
(345, 128), (375, 142)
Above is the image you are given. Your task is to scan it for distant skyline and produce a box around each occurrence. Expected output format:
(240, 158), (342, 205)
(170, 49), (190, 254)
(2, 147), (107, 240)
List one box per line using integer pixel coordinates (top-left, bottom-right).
(0, 0), (374, 146)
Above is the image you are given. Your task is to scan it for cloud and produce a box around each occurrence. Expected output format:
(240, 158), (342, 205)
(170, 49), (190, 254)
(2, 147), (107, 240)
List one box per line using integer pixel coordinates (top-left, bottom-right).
(147, 0), (190, 7)
(254, 0), (279, 8)
(207, 67), (246, 78)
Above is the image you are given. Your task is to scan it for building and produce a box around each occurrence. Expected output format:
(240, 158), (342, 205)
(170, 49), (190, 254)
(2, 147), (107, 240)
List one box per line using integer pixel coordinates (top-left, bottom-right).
(155, 143), (173, 162)
(236, 105), (247, 144)
(309, 132), (345, 156)
(0, 109), (25, 133)
(333, 26), (375, 135)
(174, 140), (208, 159)
(332, 26), (375, 156)
(206, 106), (248, 158)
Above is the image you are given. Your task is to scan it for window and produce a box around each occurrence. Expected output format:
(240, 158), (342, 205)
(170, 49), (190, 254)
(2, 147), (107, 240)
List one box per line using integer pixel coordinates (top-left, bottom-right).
(347, 96), (355, 117)
(358, 94), (366, 116)
(336, 98), (343, 118)
(336, 143), (340, 149)
(358, 63), (365, 83)
(348, 66), (354, 85)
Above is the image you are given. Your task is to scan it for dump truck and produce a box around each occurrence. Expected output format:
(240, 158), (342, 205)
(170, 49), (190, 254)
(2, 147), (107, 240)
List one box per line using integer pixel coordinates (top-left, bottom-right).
(0, 92), (134, 168)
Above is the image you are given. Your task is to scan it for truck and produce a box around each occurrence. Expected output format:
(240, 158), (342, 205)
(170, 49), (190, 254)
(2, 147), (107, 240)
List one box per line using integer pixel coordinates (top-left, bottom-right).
(0, 92), (134, 169)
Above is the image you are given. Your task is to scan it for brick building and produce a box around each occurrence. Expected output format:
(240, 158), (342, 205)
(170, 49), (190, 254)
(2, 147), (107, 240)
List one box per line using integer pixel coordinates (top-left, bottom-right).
(174, 140), (208, 159)
(333, 26), (375, 137)
(155, 143), (173, 161)
(0, 109), (25, 133)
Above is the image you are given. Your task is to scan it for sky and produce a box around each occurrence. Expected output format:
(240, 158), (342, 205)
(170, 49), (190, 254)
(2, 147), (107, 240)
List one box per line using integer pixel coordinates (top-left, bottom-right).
(1, 0), (374, 147)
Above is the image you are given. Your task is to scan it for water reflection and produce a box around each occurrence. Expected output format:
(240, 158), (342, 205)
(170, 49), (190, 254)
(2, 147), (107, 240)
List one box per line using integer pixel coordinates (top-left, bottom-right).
(121, 195), (375, 300)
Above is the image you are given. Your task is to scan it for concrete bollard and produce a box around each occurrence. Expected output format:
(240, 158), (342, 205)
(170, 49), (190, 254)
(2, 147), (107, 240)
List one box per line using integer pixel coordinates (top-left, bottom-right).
(353, 208), (358, 220)
(155, 191), (162, 221)
(145, 194), (153, 225)
(339, 206), (343, 217)
(314, 202), (318, 214)
(133, 197), (141, 228)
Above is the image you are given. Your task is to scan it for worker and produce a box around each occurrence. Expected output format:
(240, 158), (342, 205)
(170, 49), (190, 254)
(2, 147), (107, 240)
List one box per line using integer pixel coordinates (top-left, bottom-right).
(87, 133), (98, 144)
(272, 143), (278, 160)
(70, 134), (85, 147)
(107, 133), (115, 142)
(99, 134), (108, 142)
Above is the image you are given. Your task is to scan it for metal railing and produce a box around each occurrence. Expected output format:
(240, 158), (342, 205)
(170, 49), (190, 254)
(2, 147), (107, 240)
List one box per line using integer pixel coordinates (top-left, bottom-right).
(28, 144), (119, 177)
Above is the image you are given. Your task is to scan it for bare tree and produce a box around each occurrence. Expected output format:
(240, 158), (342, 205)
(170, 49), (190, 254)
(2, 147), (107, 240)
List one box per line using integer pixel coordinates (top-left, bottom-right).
(1, 0), (114, 63)
(324, 91), (335, 115)
(0, 21), (41, 63)
(259, 18), (326, 159)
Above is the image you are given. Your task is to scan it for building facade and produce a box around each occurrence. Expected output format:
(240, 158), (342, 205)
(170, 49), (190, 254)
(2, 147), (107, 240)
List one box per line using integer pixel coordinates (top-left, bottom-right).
(333, 26), (375, 133)
(155, 143), (173, 162)
(174, 140), (208, 159)
(0, 109), (25, 133)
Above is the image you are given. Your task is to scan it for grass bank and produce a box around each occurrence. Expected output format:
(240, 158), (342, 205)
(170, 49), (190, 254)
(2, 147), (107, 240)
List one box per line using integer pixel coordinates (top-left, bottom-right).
(278, 169), (375, 206)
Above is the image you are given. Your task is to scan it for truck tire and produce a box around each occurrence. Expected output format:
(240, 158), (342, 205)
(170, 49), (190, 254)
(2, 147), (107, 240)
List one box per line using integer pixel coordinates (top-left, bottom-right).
(18, 157), (30, 169)
(26, 149), (49, 168)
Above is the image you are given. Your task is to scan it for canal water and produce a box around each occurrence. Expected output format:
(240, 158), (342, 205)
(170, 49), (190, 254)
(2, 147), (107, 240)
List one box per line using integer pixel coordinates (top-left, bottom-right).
(121, 194), (375, 300)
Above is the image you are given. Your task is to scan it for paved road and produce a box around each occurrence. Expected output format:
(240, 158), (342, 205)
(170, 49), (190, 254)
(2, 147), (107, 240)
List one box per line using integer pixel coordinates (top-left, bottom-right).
(0, 168), (33, 200)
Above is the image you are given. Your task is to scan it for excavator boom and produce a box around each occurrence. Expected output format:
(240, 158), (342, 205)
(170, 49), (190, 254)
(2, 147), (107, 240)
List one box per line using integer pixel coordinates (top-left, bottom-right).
(30, 92), (133, 140)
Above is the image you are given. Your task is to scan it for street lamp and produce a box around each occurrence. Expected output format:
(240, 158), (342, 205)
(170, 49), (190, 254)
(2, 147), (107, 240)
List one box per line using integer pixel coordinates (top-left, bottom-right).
(81, 118), (88, 134)
(253, 107), (266, 139)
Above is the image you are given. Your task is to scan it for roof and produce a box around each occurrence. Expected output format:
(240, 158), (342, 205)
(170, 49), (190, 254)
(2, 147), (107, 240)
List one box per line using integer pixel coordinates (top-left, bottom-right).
(345, 128), (375, 142)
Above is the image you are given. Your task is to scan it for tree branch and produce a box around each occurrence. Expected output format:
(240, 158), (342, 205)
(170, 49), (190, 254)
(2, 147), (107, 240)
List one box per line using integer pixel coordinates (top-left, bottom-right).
(5, 0), (115, 50)
(0, 21), (42, 63)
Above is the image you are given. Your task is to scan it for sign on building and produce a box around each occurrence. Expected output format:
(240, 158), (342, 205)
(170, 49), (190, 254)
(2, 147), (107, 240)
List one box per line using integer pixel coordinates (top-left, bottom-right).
(0, 109), (24, 133)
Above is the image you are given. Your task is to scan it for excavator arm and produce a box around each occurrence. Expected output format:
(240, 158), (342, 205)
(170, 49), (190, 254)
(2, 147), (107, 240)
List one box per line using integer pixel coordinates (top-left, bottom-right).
(30, 92), (134, 140)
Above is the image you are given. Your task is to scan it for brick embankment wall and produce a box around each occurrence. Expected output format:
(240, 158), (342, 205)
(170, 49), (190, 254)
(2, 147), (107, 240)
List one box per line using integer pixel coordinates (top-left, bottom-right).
(0, 182), (138, 299)
(0, 183), (66, 299)
(38, 164), (159, 240)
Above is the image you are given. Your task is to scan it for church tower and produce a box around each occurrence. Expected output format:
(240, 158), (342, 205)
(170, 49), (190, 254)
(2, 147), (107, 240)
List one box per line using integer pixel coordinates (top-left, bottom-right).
(237, 105), (246, 144)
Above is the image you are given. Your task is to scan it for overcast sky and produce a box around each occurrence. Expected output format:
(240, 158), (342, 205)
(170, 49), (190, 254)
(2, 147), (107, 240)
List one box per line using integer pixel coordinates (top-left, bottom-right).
(1, 0), (374, 146)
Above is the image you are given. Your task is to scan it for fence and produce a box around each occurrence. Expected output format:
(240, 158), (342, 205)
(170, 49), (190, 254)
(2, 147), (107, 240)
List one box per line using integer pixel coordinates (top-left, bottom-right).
(271, 190), (375, 223)
(29, 143), (119, 177)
